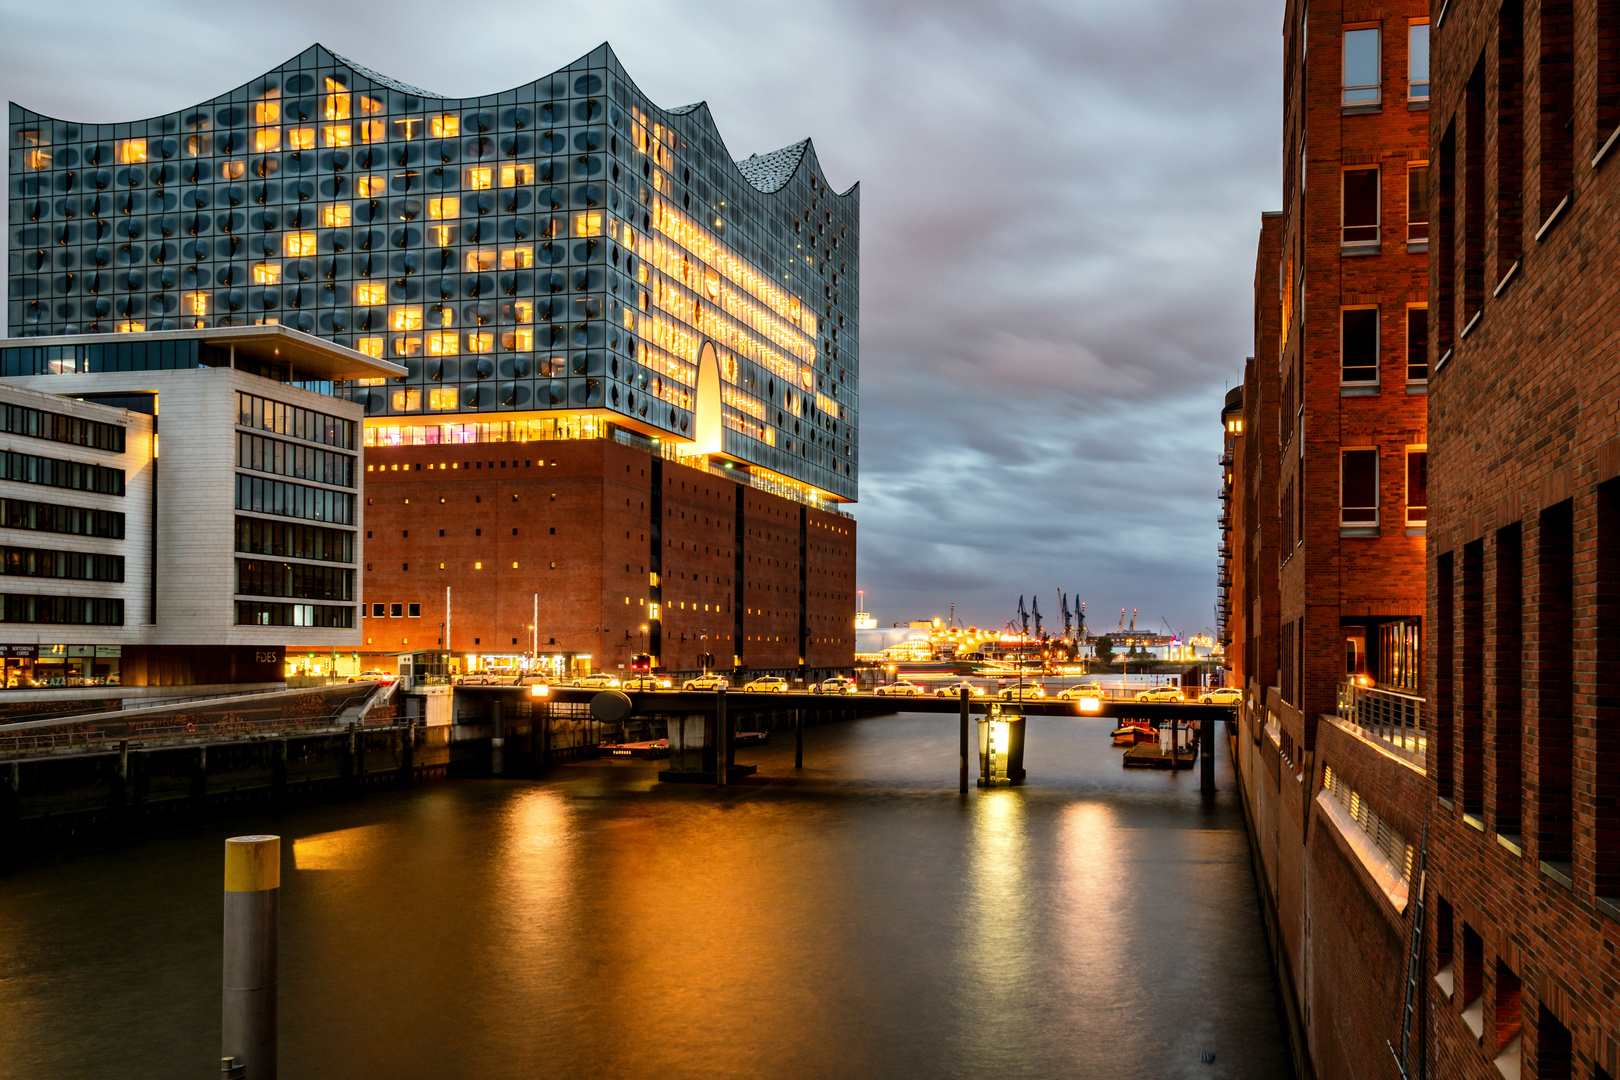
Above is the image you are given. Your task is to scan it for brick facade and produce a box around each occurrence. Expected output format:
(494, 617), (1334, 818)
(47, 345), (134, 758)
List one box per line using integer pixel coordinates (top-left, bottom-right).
(1424, 0), (1620, 1075)
(356, 439), (856, 679)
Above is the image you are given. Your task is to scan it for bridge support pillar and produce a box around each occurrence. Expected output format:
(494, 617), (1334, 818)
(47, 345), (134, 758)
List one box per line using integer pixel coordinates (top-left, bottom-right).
(1200, 715), (1216, 794)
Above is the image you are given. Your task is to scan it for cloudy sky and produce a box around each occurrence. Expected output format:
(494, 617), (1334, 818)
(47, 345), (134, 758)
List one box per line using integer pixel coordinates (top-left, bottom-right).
(1, 0), (1281, 638)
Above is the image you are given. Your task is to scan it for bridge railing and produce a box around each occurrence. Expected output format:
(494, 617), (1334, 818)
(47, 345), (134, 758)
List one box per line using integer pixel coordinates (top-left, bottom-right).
(1336, 680), (1425, 758)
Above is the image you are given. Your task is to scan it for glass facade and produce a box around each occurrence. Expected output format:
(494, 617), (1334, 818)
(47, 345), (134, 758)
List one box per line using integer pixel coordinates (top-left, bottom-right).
(8, 43), (860, 502)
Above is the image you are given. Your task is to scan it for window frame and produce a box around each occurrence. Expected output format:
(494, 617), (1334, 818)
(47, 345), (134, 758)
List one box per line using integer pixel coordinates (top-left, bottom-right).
(1406, 304), (1429, 383)
(1341, 305), (1382, 385)
(1342, 166), (1382, 247)
(1407, 161), (1430, 243)
(1341, 447), (1381, 527)
(1408, 21), (1431, 102)
(1406, 445), (1428, 526)
(1343, 25), (1383, 107)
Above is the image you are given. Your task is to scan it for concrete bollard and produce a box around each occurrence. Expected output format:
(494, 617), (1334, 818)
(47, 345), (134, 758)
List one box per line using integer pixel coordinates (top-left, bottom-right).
(223, 835), (279, 1079)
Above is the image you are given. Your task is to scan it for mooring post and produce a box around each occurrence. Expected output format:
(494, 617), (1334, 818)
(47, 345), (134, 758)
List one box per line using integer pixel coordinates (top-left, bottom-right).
(716, 685), (728, 787)
(223, 835), (279, 1079)
(1200, 714), (1216, 794)
(795, 707), (803, 769)
(959, 687), (970, 794)
(490, 700), (505, 777)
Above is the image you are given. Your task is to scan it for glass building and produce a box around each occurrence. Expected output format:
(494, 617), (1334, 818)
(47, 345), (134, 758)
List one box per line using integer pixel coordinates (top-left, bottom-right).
(8, 43), (859, 504)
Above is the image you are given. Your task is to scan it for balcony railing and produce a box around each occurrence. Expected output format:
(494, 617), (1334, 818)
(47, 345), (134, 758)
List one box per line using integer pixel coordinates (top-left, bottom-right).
(1337, 679), (1425, 758)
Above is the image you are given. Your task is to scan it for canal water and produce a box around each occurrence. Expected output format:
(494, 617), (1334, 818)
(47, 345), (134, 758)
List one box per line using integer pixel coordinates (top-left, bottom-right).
(0, 713), (1293, 1079)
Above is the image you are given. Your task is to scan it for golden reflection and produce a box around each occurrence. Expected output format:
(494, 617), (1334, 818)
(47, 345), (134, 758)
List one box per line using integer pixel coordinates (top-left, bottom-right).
(966, 792), (1033, 1001)
(1053, 801), (1129, 994)
(292, 824), (387, 870)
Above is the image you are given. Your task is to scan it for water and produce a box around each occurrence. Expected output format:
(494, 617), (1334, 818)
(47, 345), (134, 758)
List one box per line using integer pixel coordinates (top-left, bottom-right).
(0, 714), (1292, 1079)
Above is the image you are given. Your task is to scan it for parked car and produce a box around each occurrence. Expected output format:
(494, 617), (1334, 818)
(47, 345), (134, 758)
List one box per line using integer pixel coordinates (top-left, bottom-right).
(743, 676), (790, 693)
(348, 669), (395, 684)
(998, 683), (1045, 700)
(815, 676), (858, 694)
(933, 680), (986, 698)
(621, 674), (673, 691)
(874, 680), (923, 697)
(1056, 682), (1108, 701)
(683, 673), (729, 691)
(1135, 686), (1185, 703)
(571, 673), (621, 689)
(516, 673), (551, 686)
(1199, 687), (1243, 705)
(456, 672), (501, 686)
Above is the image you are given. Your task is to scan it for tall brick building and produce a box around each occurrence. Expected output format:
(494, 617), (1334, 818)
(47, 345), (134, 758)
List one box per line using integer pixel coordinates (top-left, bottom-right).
(1224, 2), (1435, 1076)
(1422, 0), (1620, 1074)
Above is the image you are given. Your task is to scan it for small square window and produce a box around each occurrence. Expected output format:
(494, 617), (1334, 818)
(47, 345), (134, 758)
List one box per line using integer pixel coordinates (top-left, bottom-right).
(408, 603), (421, 618)
(372, 603), (385, 617)
(390, 603), (403, 617)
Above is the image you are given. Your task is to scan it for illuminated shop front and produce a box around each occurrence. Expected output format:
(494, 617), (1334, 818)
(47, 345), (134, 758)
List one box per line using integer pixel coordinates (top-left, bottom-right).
(0, 644), (123, 689)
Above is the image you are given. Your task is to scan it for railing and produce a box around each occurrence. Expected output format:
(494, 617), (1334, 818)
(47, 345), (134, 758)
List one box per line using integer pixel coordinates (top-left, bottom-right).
(1337, 679), (1425, 757)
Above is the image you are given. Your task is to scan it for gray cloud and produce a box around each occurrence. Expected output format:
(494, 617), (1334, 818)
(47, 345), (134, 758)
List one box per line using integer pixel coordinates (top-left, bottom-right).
(0, 0), (1280, 636)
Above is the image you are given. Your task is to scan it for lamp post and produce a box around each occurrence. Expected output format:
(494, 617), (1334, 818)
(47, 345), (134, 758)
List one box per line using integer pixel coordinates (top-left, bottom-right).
(640, 624), (648, 653)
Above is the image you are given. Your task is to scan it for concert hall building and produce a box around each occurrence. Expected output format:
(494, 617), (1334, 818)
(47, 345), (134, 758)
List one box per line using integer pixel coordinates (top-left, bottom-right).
(9, 43), (860, 681)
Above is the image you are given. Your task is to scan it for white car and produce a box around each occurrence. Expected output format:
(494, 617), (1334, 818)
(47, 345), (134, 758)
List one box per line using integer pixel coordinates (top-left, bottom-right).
(456, 672), (501, 685)
(933, 681), (985, 698)
(1199, 687), (1243, 705)
(998, 684), (1045, 701)
(572, 673), (622, 689)
(743, 676), (790, 693)
(815, 676), (857, 695)
(1135, 686), (1184, 703)
(621, 674), (672, 691)
(874, 680), (923, 697)
(1056, 683), (1108, 701)
(683, 673), (729, 691)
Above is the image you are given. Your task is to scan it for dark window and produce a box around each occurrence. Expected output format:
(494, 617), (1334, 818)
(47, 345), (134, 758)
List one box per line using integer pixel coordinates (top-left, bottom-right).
(0, 593), (122, 625)
(234, 517), (355, 563)
(1495, 523), (1524, 840)
(0, 546), (122, 582)
(235, 558), (354, 601)
(234, 601), (354, 628)
(1342, 168), (1380, 244)
(1342, 308), (1379, 383)
(1535, 1005), (1571, 1079)
(1497, 2), (1525, 277)
(390, 603), (403, 617)
(1406, 451), (1427, 524)
(1341, 449), (1379, 525)
(1407, 164), (1429, 241)
(1539, 1), (1576, 224)
(1343, 28), (1381, 105)
(1538, 500), (1575, 866)
(371, 603), (384, 617)
(0, 403), (125, 452)
(1407, 307), (1429, 381)
(0, 498), (124, 539)
(0, 450), (124, 496)
(408, 603), (421, 617)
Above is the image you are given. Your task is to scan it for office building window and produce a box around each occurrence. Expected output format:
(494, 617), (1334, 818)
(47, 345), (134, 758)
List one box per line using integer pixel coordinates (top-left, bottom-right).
(1343, 27), (1381, 105)
(408, 603), (421, 617)
(390, 603), (403, 617)
(0, 593), (123, 626)
(1407, 163), (1429, 242)
(234, 601), (354, 628)
(372, 603), (385, 617)
(1342, 308), (1380, 383)
(1342, 449), (1379, 525)
(1408, 22), (1430, 101)
(1343, 167), (1380, 245)
(1407, 306), (1428, 382)
(1406, 449), (1427, 525)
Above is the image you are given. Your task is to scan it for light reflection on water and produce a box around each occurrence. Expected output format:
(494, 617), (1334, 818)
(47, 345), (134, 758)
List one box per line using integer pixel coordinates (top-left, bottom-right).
(0, 714), (1291, 1080)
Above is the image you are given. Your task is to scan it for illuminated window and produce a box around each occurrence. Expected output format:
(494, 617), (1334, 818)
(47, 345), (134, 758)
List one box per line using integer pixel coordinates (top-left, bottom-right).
(355, 176), (382, 198)
(465, 167), (493, 190)
(704, 269), (720, 301)
(510, 301), (533, 323)
(252, 263), (282, 285)
(429, 197), (459, 219)
(356, 336), (384, 358)
(502, 329), (534, 352)
(575, 213), (603, 237)
(622, 308), (635, 329)
(356, 283), (387, 305)
(434, 306), (455, 328)
(393, 336), (423, 357)
(286, 128), (316, 151)
(500, 164), (534, 186)
(115, 320), (145, 333)
(254, 101), (280, 125)
(185, 135), (209, 157)
(222, 161), (246, 181)
(430, 388), (458, 410)
(431, 225), (454, 247)
(322, 125), (352, 148)
(185, 292), (209, 316)
(428, 332), (459, 356)
(500, 247), (533, 269)
(431, 115), (459, 138)
(621, 226), (636, 251)
(391, 389), (422, 412)
(358, 120), (385, 144)
(393, 118), (421, 140)
(467, 332), (494, 353)
(254, 129), (282, 153)
(637, 263), (649, 284)
(25, 149), (51, 170)
(322, 204), (352, 228)
(391, 307), (424, 332)
(323, 83), (351, 121)
(285, 232), (317, 257)
(117, 138), (147, 164)
(465, 249), (497, 272)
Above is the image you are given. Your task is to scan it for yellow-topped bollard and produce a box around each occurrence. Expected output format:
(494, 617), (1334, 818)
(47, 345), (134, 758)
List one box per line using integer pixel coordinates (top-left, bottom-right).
(223, 835), (279, 1079)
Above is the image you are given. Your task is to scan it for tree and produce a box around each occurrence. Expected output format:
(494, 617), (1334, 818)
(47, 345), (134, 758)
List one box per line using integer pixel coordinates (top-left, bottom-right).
(1095, 636), (1115, 663)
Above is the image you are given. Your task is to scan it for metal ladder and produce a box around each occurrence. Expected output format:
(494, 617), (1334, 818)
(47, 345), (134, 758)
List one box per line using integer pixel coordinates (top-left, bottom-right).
(1389, 819), (1428, 1080)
